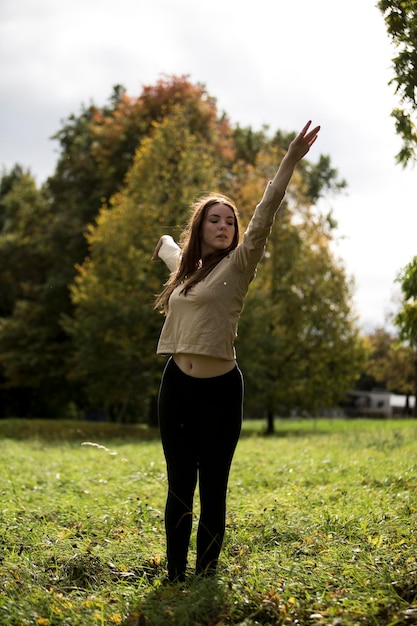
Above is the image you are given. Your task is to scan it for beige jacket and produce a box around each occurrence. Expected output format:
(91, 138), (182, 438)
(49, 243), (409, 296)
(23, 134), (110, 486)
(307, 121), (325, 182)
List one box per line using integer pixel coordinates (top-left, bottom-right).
(156, 182), (285, 360)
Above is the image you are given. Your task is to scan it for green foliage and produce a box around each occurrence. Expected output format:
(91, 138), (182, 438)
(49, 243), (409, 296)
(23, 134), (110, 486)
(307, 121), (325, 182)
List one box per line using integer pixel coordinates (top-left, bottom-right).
(0, 77), (234, 418)
(236, 146), (362, 418)
(0, 169), (73, 417)
(0, 170), (51, 318)
(0, 75), (360, 421)
(1, 418), (417, 625)
(233, 124), (270, 165)
(302, 153), (347, 204)
(64, 106), (225, 420)
(0, 164), (29, 231)
(393, 257), (417, 412)
(395, 256), (417, 345)
(362, 327), (416, 397)
(378, 0), (417, 166)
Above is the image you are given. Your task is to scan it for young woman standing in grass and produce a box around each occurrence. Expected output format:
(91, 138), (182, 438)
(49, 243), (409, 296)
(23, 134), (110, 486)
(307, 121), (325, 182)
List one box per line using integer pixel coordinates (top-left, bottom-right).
(152, 120), (320, 582)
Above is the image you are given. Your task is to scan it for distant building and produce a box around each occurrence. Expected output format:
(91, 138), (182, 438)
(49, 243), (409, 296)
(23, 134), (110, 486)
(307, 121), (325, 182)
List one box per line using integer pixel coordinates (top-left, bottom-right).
(342, 390), (416, 418)
(390, 393), (416, 416)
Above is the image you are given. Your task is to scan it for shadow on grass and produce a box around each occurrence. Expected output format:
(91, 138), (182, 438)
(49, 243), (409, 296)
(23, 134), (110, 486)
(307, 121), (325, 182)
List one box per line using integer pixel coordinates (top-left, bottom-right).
(0, 418), (161, 442)
(0, 417), (331, 443)
(239, 418), (338, 439)
(123, 576), (229, 626)
(1, 416), (386, 443)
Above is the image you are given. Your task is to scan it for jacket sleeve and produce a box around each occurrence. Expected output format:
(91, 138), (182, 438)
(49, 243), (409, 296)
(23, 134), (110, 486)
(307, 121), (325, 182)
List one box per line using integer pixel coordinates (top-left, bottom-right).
(158, 235), (181, 272)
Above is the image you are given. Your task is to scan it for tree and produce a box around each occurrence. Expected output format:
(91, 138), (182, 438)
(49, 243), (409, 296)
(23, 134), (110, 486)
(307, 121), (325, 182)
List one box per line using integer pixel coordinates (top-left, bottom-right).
(234, 143), (363, 431)
(65, 113), (358, 419)
(394, 256), (417, 414)
(0, 167), (46, 317)
(48, 76), (232, 224)
(378, 0), (417, 166)
(366, 328), (415, 394)
(0, 76), (232, 418)
(64, 105), (231, 421)
(0, 76), (359, 423)
(361, 328), (416, 414)
(0, 168), (66, 416)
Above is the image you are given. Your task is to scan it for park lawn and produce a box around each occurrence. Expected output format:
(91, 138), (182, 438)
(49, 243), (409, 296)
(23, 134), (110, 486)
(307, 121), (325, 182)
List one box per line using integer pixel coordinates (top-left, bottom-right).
(0, 418), (416, 625)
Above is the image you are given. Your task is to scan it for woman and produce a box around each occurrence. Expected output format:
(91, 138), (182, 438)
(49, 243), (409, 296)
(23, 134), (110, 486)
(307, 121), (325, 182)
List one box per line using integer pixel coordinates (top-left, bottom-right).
(152, 120), (320, 582)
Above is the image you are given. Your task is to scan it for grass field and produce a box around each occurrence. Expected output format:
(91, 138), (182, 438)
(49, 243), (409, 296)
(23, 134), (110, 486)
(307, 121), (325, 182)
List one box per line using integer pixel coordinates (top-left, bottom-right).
(1, 417), (417, 625)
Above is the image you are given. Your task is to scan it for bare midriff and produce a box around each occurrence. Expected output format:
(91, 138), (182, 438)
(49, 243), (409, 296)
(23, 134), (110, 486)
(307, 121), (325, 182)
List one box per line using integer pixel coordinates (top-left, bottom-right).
(173, 353), (236, 378)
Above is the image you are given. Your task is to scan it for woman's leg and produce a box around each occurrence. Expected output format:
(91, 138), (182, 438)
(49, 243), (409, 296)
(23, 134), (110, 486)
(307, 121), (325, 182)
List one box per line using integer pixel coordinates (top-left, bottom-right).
(158, 359), (199, 581)
(195, 366), (243, 575)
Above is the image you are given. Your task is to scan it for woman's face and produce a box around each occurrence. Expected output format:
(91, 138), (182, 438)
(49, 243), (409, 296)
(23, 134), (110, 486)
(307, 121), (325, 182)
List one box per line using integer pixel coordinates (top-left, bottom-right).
(201, 203), (236, 257)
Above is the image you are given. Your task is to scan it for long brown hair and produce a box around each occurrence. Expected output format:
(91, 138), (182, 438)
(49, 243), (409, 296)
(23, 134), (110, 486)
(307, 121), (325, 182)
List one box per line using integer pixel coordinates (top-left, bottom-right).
(155, 193), (240, 313)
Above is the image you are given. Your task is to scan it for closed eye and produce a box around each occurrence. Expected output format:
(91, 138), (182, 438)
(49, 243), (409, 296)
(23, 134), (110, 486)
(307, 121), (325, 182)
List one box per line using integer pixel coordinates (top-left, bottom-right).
(209, 218), (234, 225)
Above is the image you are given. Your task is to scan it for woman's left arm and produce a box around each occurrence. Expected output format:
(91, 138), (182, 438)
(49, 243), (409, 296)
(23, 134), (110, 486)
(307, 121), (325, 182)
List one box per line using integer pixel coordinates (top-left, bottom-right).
(231, 121), (320, 277)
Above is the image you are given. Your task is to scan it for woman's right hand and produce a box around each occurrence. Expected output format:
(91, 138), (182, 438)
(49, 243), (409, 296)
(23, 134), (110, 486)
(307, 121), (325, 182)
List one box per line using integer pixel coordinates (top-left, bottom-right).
(151, 236), (165, 261)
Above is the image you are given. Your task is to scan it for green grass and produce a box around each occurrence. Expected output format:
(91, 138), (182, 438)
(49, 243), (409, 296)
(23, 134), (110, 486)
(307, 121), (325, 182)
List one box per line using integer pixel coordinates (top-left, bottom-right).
(1, 418), (417, 625)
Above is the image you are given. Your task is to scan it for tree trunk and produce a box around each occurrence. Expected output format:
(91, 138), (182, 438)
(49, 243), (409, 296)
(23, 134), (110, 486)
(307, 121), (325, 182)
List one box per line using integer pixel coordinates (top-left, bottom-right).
(148, 394), (159, 427)
(414, 356), (417, 417)
(266, 409), (275, 435)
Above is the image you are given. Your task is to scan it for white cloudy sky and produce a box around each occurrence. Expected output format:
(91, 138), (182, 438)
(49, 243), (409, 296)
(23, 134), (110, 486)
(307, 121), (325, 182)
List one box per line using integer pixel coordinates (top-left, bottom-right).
(1, 0), (416, 332)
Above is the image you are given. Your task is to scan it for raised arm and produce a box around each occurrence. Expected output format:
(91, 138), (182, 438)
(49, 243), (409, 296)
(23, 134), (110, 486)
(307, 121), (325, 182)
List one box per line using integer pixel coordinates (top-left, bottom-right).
(231, 120), (320, 276)
(270, 120), (320, 195)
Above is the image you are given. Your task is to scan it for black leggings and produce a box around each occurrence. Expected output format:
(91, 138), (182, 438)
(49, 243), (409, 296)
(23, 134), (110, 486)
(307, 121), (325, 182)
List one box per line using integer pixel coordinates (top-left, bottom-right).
(158, 357), (243, 579)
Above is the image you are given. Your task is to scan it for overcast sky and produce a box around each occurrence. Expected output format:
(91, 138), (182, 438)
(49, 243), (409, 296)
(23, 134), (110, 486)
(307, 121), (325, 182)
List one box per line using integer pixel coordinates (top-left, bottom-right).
(1, 0), (416, 332)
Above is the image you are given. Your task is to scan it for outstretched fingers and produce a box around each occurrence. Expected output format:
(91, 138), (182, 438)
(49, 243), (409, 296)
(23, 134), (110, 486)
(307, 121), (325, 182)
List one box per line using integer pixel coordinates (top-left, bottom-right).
(307, 128), (320, 146)
(299, 121), (320, 139)
(299, 120), (312, 136)
(300, 123), (320, 149)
